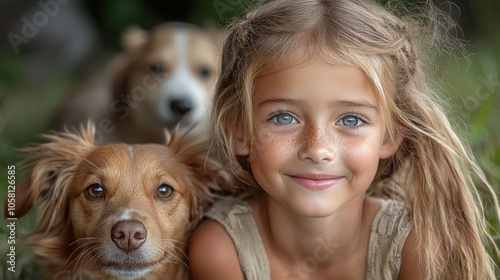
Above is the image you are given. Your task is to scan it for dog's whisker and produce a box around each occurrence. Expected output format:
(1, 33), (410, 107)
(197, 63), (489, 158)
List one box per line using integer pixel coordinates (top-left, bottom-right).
(86, 246), (105, 270)
(163, 241), (189, 261)
(82, 245), (102, 271)
(160, 238), (187, 248)
(65, 239), (98, 268)
(172, 246), (189, 262)
(68, 237), (100, 247)
(66, 244), (93, 270)
(162, 242), (189, 269)
(162, 246), (190, 270)
(71, 244), (99, 271)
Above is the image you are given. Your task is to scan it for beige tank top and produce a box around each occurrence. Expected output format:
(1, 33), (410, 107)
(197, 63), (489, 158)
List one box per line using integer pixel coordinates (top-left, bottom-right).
(205, 199), (412, 280)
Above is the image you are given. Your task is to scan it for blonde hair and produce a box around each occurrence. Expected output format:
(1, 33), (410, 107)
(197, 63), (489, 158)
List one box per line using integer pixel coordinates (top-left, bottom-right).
(211, 0), (500, 279)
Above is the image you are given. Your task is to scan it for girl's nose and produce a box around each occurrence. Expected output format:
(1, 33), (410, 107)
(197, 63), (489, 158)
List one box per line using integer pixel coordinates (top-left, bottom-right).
(298, 125), (335, 164)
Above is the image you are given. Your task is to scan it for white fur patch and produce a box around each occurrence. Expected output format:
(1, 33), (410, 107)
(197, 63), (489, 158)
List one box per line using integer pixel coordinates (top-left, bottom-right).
(117, 209), (132, 221)
(155, 29), (207, 123)
(128, 145), (134, 159)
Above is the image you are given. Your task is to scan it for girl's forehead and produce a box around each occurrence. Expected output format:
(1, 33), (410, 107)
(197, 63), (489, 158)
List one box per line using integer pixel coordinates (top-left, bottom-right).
(258, 42), (355, 74)
(253, 53), (386, 113)
(257, 50), (362, 85)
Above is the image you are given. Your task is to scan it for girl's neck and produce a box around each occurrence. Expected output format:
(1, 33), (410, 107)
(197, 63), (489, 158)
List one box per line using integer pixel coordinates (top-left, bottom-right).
(250, 194), (376, 265)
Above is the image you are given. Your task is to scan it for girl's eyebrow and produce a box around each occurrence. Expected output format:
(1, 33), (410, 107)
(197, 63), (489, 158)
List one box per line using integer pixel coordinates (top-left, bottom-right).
(257, 98), (379, 113)
(257, 98), (303, 107)
(333, 100), (379, 113)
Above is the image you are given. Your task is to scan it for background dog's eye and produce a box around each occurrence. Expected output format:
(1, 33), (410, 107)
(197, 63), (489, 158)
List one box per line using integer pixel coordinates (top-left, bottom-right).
(84, 183), (105, 199)
(198, 66), (212, 79)
(150, 63), (165, 74)
(157, 184), (175, 200)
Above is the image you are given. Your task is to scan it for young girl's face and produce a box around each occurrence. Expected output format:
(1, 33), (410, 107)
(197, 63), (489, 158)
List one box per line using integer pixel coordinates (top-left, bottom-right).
(243, 55), (397, 217)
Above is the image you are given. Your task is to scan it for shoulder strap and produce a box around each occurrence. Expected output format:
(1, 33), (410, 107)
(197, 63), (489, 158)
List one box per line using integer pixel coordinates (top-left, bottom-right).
(205, 200), (271, 280)
(366, 199), (412, 280)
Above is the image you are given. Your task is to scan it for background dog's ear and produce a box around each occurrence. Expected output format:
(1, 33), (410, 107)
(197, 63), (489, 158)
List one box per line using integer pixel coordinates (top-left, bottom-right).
(121, 26), (149, 51)
(112, 26), (148, 109)
(5, 123), (96, 220)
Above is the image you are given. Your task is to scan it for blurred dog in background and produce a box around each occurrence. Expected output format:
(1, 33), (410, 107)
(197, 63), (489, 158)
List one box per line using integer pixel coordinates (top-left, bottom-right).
(52, 22), (223, 144)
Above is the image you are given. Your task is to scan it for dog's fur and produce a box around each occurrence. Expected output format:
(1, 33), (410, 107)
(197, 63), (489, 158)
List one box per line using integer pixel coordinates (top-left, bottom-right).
(52, 22), (222, 144)
(7, 123), (229, 279)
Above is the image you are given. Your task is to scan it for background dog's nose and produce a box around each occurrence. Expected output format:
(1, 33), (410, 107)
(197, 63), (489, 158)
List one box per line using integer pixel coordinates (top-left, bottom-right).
(170, 98), (192, 115)
(111, 220), (147, 253)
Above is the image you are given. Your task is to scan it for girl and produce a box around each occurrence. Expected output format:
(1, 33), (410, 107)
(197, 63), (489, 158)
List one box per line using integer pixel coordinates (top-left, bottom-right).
(189, 0), (500, 279)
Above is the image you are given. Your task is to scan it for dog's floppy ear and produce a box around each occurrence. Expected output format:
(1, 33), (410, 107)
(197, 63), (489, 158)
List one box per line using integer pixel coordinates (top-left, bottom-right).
(5, 123), (96, 219)
(186, 150), (232, 225)
(166, 126), (232, 228)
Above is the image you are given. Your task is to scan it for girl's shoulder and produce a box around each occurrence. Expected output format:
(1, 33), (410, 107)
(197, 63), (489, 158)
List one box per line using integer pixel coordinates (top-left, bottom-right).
(189, 199), (266, 280)
(397, 226), (424, 279)
(188, 216), (244, 279)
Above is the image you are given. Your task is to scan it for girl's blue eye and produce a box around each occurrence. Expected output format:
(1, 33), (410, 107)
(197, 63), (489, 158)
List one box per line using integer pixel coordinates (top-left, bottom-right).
(272, 113), (297, 125)
(339, 115), (364, 127)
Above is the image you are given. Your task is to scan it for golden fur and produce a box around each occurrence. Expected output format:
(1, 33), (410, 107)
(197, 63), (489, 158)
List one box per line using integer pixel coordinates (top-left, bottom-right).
(8, 123), (229, 279)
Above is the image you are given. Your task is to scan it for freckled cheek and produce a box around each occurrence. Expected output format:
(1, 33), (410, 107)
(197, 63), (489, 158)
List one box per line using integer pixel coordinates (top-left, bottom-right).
(340, 137), (381, 178)
(253, 128), (295, 161)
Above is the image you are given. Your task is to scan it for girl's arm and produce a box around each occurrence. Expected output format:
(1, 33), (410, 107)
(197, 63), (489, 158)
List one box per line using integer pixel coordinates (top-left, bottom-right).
(188, 219), (245, 280)
(398, 228), (425, 280)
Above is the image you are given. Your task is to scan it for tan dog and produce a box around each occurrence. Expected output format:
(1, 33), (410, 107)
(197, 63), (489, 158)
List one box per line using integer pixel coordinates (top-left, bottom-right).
(53, 22), (222, 144)
(7, 123), (229, 279)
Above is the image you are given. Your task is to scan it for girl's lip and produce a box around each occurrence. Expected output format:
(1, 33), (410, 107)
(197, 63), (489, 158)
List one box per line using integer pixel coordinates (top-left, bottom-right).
(288, 174), (343, 190)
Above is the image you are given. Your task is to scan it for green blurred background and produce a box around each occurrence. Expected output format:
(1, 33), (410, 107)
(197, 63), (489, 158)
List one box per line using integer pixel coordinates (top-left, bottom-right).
(0, 0), (499, 278)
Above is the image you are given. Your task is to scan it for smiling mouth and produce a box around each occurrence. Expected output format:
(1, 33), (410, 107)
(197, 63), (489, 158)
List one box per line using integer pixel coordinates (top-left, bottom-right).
(288, 174), (343, 190)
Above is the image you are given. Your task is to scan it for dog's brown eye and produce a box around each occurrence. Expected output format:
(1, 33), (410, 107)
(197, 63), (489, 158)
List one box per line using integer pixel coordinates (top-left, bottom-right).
(84, 183), (105, 199)
(157, 184), (175, 200)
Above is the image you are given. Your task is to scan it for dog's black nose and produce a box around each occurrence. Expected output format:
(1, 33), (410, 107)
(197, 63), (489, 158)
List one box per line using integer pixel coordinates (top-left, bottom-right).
(111, 220), (147, 253)
(170, 98), (192, 116)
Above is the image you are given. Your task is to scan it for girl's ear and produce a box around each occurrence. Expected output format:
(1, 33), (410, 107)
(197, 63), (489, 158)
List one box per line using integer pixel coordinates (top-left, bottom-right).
(380, 131), (404, 159)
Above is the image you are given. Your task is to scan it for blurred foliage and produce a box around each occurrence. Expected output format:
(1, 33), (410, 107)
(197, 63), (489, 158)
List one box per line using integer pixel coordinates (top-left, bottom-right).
(0, 0), (499, 278)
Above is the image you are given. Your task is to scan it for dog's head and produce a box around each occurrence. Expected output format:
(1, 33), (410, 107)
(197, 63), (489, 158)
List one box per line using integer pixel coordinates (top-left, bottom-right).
(114, 22), (223, 139)
(8, 123), (228, 279)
